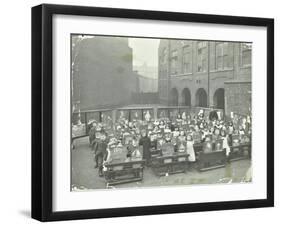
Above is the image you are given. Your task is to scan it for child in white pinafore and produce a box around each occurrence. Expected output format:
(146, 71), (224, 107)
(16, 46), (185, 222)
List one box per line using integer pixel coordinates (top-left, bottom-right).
(186, 134), (196, 162)
(221, 130), (230, 156)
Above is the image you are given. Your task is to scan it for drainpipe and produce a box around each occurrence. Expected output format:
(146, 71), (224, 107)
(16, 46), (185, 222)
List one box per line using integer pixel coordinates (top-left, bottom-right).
(207, 41), (210, 107)
(167, 40), (171, 106)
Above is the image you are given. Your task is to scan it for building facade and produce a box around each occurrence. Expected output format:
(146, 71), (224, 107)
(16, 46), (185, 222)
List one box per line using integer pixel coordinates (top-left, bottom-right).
(158, 40), (252, 116)
(134, 63), (158, 92)
(72, 36), (138, 111)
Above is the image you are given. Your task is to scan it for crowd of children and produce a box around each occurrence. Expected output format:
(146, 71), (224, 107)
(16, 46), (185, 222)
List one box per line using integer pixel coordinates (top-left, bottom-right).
(88, 109), (251, 177)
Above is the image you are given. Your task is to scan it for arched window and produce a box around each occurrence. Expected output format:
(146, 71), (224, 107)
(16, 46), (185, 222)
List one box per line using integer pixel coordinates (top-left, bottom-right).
(213, 88), (225, 109)
(181, 88), (191, 106)
(195, 88), (207, 107)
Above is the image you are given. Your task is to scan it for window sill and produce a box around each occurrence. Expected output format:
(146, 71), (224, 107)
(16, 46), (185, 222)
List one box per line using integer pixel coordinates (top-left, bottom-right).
(210, 68), (234, 73)
(195, 71), (207, 74)
(240, 65), (252, 69)
(174, 73), (193, 77)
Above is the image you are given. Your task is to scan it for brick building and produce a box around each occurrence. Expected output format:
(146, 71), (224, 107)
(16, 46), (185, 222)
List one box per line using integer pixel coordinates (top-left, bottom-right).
(134, 63), (158, 92)
(158, 40), (252, 116)
(72, 36), (138, 111)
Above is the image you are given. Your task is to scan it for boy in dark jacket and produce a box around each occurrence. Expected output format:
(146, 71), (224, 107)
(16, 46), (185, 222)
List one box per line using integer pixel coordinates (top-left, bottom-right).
(93, 134), (108, 176)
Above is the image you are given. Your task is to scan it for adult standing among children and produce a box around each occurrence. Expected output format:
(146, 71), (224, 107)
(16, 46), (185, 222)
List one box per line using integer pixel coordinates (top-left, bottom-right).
(139, 130), (151, 166)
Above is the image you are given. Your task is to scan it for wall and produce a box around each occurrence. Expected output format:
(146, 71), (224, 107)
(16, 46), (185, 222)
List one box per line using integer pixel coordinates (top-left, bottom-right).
(158, 40), (251, 113)
(134, 64), (158, 92)
(138, 75), (158, 92)
(225, 81), (252, 116)
(131, 92), (159, 104)
(0, 1), (279, 226)
(73, 36), (137, 110)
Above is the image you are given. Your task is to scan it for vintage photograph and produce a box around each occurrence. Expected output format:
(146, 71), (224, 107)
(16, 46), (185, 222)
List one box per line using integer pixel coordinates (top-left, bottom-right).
(71, 34), (252, 190)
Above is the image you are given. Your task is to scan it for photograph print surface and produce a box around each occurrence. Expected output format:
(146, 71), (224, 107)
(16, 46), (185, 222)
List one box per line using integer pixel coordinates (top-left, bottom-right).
(71, 34), (252, 191)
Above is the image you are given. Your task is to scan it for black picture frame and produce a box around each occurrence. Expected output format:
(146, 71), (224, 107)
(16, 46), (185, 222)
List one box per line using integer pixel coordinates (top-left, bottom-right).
(32, 3), (274, 222)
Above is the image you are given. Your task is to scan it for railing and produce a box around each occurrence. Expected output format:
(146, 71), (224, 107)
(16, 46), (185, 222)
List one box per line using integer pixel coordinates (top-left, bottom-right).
(72, 105), (224, 139)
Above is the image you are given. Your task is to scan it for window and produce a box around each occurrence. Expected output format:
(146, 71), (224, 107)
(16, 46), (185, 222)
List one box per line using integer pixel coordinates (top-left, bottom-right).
(182, 45), (192, 74)
(171, 50), (178, 74)
(223, 42), (229, 68)
(215, 42), (229, 70)
(197, 41), (207, 72)
(241, 43), (252, 67)
(216, 43), (223, 70)
(159, 67), (167, 77)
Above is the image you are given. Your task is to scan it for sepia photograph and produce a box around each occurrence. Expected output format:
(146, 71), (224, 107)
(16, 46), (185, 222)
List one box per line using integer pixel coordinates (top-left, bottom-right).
(31, 3), (274, 221)
(71, 34), (252, 191)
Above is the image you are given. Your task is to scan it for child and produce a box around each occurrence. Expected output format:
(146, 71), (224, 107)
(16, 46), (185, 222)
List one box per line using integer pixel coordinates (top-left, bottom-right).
(203, 140), (213, 153)
(172, 127), (180, 137)
(88, 121), (97, 146)
(103, 143), (115, 171)
(150, 133), (157, 150)
(213, 128), (221, 141)
(178, 130), (186, 143)
(198, 109), (204, 121)
(159, 120), (165, 130)
(201, 127), (209, 142)
(144, 111), (151, 122)
(221, 130), (230, 156)
(176, 113), (182, 125)
(186, 134), (195, 162)
(238, 125), (245, 135)
(131, 141), (142, 161)
(94, 133), (108, 177)
(182, 111), (187, 121)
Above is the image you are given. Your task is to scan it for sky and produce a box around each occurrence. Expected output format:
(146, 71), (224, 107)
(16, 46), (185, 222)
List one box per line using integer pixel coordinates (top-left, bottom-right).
(129, 38), (160, 68)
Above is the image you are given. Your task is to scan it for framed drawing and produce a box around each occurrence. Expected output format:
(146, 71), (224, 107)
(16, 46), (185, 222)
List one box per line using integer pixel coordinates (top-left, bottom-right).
(32, 4), (274, 221)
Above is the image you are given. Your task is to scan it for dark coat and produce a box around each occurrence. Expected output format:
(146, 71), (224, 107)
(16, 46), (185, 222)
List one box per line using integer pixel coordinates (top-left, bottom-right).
(93, 139), (107, 157)
(209, 110), (218, 121)
(89, 127), (96, 144)
(139, 136), (151, 160)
